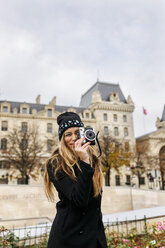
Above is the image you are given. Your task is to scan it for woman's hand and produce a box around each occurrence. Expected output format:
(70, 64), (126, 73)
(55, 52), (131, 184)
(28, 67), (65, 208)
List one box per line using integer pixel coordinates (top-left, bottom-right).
(74, 138), (90, 164)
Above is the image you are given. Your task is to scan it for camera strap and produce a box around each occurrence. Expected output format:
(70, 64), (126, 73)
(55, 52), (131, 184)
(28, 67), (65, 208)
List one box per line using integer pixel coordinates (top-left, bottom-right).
(96, 131), (102, 158)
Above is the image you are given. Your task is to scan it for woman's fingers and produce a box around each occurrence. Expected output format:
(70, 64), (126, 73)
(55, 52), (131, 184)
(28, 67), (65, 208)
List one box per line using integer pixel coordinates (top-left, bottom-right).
(81, 141), (90, 149)
(75, 138), (83, 147)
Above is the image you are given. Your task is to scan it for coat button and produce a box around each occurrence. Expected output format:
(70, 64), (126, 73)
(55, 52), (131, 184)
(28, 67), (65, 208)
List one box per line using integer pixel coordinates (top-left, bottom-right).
(82, 212), (86, 215)
(97, 207), (99, 211)
(79, 230), (84, 234)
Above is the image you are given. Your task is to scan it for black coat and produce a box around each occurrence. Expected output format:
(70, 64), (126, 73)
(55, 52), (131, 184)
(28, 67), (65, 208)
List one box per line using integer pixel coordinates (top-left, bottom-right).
(47, 158), (108, 248)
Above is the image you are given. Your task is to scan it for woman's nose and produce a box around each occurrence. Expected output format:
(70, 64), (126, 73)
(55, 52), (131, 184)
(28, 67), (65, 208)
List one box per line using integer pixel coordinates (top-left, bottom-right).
(72, 133), (78, 140)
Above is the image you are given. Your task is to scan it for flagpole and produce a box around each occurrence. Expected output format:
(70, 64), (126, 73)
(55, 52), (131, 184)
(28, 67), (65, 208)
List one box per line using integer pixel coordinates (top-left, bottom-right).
(142, 106), (147, 134)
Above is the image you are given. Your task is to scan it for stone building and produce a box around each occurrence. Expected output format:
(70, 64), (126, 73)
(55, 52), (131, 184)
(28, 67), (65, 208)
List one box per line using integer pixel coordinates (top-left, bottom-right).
(0, 81), (136, 186)
(136, 106), (165, 190)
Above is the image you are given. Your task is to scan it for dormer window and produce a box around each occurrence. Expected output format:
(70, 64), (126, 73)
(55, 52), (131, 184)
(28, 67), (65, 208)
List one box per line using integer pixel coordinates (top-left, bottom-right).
(22, 108), (27, 114)
(86, 113), (89, 118)
(48, 109), (52, 117)
(2, 106), (8, 113)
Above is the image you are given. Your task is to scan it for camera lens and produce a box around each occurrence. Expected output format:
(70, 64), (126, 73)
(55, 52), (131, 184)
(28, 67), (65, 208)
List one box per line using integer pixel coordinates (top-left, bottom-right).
(85, 130), (96, 141)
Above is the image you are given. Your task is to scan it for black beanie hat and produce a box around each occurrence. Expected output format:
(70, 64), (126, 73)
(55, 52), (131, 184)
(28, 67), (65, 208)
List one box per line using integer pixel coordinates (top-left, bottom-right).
(57, 112), (84, 140)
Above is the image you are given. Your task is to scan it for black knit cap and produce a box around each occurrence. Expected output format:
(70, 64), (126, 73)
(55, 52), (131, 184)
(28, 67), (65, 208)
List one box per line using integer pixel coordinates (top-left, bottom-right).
(57, 112), (84, 140)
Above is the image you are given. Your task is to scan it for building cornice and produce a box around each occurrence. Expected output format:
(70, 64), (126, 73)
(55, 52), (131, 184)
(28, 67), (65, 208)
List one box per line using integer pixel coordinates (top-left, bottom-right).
(89, 102), (134, 112)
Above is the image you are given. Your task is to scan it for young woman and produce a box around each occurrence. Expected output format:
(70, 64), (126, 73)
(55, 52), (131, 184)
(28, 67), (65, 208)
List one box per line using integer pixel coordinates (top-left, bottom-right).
(44, 112), (108, 248)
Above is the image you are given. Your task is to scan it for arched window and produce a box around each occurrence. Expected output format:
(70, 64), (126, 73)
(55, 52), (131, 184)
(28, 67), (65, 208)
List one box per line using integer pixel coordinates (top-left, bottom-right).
(1, 138), (7, 150)
(114, 127), (119, 136)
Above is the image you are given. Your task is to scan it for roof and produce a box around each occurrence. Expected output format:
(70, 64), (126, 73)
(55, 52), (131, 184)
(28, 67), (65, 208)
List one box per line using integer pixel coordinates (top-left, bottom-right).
(0, 100), (86, 115)
(161, 105), (165, 121)
(79, 81), (127, 107)
(136, 129), (159, 140)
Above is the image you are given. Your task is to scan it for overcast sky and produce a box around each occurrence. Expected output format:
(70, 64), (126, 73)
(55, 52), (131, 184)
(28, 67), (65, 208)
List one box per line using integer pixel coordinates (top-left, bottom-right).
(0, 0), (164, 137)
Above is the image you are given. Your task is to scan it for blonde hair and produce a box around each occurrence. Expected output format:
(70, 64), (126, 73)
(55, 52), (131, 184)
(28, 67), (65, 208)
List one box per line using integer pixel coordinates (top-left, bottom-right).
(44, 135), (103, 201)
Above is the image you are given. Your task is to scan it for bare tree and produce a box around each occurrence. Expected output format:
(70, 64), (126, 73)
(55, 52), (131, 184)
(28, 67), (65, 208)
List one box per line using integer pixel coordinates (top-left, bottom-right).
(101, 135), (132, 186)
(131, 141), (149, 188)
(6, 125), (43, 184)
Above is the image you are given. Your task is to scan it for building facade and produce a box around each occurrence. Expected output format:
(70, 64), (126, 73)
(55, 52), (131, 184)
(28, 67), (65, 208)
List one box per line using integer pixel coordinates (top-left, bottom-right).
(0, 82), (136, 186)
(136, 106), (165, 190)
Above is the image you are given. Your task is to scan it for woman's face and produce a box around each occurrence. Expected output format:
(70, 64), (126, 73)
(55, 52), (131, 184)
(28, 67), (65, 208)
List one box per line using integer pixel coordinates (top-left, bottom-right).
(63, 127), (80, 149)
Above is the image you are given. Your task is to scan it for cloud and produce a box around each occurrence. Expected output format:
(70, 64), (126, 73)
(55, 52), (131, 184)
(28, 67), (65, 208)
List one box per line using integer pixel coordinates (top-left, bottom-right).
(0, 0), (164, 137)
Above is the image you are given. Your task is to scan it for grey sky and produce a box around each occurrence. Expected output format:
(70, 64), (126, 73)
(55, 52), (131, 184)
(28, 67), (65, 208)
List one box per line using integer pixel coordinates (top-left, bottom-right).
(0, 0), (164, 137)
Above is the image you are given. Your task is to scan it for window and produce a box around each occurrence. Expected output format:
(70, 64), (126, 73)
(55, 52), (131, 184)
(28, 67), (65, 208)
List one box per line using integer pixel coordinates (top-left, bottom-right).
(1, 121), (8, 131)
(124, 127), (128, 137)
(139, 177), (145, 185)
(114, 127), (119, 136)
(104, 113), (107, 121)
(48, 109), (52, 117)
(47, 123), (53, 133)
(115, 175), (120, 186)
(104, 126), (108, 136)
(86, 113), (89, 118)
(20, 139), (28, 150)
(21, 122), (28, 132)
(47, 139), (53, 152)
(123, 115), (127, 122)
(113, 114), (117, 122)
(22, 108), (27, 114)
(126, 175), (131, 185)
(2, 106), (8, 113)
(0, 161), (10, 169)
(1, 138), (7, 150)
(125, 142), (129, 152)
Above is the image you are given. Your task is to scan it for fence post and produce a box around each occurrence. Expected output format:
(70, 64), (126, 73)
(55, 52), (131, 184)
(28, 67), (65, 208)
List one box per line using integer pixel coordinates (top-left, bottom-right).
(144, 215), (148, 235)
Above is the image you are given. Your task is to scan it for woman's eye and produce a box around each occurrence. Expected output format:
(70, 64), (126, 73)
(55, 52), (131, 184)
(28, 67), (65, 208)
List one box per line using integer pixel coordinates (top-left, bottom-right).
(65, 133), (71, 137)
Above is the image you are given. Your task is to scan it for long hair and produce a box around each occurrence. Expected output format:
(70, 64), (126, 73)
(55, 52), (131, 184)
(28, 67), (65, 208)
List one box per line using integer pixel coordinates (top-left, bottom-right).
(44, 135), (103, 201)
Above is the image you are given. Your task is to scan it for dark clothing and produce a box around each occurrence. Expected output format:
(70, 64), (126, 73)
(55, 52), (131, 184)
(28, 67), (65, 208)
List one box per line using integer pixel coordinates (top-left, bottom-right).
(47, 158), (108, 248)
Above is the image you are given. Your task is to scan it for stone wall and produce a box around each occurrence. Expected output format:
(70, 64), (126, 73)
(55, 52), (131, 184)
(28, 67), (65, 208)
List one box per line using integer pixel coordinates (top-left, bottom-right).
(1, 185), (165, 225)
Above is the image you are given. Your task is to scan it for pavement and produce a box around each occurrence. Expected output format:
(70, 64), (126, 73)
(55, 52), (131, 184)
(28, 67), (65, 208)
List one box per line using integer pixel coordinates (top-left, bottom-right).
(103, 205), (165, 223)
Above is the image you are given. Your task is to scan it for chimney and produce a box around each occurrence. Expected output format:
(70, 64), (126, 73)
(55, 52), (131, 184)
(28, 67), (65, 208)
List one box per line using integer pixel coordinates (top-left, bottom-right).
(49, 96), (56, 106)
(36, 95), (41, 104)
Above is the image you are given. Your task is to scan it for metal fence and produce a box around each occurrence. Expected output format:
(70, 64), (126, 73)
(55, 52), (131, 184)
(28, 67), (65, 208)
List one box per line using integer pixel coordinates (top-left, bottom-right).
(104, 214), (165, 234)
(0, 215), (165, 247)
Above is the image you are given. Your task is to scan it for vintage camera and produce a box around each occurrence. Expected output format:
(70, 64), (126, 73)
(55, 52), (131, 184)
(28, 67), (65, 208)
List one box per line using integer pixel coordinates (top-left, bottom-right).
(79, 127), (96, 146)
